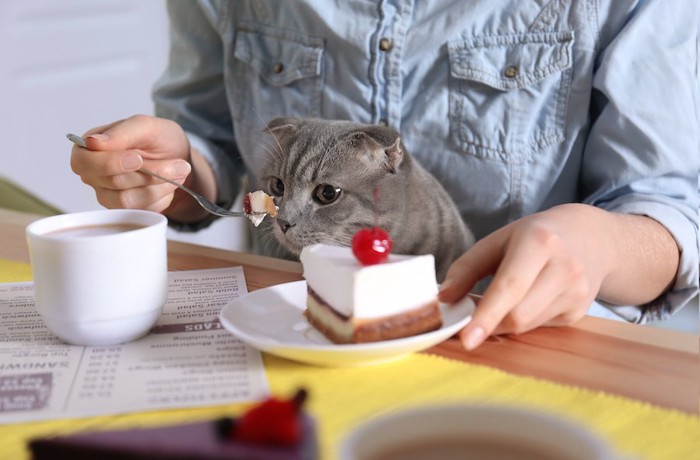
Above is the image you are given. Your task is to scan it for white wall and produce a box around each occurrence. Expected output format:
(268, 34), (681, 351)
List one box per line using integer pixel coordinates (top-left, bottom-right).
(0, 0), (248, 252)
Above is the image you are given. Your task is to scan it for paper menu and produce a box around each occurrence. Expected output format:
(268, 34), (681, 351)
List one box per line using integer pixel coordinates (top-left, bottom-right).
(0, 267), (269, 423)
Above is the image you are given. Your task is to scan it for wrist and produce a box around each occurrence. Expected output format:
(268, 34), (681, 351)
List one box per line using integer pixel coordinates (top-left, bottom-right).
(594, 209), (678, 305)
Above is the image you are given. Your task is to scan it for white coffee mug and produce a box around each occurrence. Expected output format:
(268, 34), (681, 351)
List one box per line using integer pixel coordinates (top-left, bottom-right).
(339, 404), (618, 460)
(26, 209), (168, 346)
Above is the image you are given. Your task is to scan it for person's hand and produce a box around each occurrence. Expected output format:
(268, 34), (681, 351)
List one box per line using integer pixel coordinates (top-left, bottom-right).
(439, 204), (616, 350)
(70, 114), (193, 214)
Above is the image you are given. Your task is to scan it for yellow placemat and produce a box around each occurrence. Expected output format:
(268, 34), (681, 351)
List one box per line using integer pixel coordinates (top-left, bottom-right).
(1, 259), (698, 460)
(0, 258), (33, 283)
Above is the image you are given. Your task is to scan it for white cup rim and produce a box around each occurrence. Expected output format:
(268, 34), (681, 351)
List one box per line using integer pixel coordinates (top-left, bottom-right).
(26, 209), (166, 240)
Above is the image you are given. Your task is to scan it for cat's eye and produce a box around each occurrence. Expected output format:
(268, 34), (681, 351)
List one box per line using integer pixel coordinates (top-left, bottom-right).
(313, 184), (342, 204)
(269, 177), (285, 196)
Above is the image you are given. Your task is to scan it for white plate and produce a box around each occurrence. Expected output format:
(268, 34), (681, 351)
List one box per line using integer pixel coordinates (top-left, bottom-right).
(219, 280), (474, 367)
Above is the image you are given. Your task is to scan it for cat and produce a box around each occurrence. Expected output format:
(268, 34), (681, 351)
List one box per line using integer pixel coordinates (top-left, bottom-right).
(257, 117), (475, 282)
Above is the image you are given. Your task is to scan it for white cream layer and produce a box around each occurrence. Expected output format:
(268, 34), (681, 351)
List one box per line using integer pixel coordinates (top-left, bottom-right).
(299, 243), (438, 319)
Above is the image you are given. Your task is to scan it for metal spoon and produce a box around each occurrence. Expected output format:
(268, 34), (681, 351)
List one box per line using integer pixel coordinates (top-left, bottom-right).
(66, 133), (263, 218)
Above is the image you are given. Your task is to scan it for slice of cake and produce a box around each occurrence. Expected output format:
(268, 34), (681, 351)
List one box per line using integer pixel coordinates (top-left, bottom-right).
(29, 390), (317, 460)
(244, 190), (278, 227)
(299, 243), (442, 344)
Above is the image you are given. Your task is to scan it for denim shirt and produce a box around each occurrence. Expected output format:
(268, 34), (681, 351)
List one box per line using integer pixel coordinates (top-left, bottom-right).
(154, 0), (699, 322)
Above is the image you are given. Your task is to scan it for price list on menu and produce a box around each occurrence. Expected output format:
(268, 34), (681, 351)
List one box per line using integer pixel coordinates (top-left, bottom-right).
(0, 267), (269, 423)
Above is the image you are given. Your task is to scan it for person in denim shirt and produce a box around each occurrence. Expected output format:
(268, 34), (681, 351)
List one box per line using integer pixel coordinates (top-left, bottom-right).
(71, 0), (699, 350)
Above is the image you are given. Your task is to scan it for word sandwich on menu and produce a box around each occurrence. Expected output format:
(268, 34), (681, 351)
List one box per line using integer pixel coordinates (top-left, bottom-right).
(0, 267), (268, 423)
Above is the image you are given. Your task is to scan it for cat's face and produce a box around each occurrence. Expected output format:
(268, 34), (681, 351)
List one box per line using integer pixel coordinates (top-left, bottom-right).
(258, 117), (405, 256)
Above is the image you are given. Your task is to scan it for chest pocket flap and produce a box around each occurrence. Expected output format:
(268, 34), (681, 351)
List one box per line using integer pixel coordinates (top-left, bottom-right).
(448, 31), (574, 91)
(235, 29), (324, 87)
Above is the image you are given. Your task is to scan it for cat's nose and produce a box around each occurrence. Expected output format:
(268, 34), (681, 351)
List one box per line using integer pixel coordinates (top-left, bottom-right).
(277, 219), (295, 234)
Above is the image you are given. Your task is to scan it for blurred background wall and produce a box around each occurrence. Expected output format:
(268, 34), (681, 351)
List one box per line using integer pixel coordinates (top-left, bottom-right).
(0, 0), (249, 251)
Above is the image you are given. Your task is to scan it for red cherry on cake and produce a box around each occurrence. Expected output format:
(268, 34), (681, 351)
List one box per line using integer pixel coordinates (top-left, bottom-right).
(352, 227), (393, 265)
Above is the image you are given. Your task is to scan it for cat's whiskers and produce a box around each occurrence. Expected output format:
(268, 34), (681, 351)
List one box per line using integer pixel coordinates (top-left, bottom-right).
(258, 225), (294, 259)
(244, 106), (288, 165)
(248, 105), (280, 148)
(265, 127), (286, 164)
(240, 135), (282, 164)
(326, 236), (353, 247)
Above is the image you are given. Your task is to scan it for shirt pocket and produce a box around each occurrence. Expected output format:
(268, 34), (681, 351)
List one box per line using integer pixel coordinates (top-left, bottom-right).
(230, 25), (324, 121)
(447, 32), (574, 163)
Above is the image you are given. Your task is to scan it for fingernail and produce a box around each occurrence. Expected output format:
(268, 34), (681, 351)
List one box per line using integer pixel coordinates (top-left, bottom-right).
(462, 326), (485, 351)
(172, 161), (192, 178)
(121, 154), (142, 171)
(87, 133), (109, 142)
(439, 277), (453, 294)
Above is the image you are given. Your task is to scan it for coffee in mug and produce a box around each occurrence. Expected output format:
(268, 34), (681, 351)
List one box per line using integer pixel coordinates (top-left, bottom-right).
(340, 404), (617, 460)
(45, 223), (146, 238)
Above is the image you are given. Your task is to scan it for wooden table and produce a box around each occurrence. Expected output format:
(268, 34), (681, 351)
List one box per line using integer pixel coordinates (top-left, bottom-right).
(1, 208), (697, 415)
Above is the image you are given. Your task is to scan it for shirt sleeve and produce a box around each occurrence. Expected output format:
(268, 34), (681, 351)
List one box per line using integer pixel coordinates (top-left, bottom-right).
(152, 0), (244, 231)
(581, 0), (700, 322)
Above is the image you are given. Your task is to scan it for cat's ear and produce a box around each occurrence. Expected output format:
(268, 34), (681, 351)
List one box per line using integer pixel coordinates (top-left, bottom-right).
(265, 117), (298, 133)
(265, 117), (299, 145)
(350, 128), (404, 174)
(384, 138), (403, 174)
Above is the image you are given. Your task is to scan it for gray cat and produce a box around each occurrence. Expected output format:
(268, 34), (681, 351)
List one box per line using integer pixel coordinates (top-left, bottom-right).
(258, 117), (475, 282)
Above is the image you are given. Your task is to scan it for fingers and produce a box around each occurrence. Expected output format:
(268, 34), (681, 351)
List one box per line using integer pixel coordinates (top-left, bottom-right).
(95, 182), (178, 212)
(82, 115), (159, 152)
(69, 115), (192, 213)
(71, 116), (154, 179)
(77, 159), (191, 211)
(70, 145), (143, 178)
(82, 115), (189, 160)
(457, 228), (550, 349)
(445, 214), (603, 351)
(490, 262), (571, 335)
(72, 114), (186, 176)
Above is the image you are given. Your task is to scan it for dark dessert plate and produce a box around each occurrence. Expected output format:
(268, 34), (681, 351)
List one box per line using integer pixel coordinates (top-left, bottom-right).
(219, 281), (474, 367)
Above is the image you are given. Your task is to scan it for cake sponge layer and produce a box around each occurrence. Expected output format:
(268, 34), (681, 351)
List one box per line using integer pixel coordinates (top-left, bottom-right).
(304, 286), (442, 344)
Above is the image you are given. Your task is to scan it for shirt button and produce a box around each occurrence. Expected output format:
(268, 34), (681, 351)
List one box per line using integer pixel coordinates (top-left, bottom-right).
(378, 119), (389, 127)
(379, 38), (393, 52)
(272, 62), (284, 74)
(504, 65), (519, 78)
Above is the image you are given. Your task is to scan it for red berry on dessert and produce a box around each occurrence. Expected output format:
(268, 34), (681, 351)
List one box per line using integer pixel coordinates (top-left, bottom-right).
(229, 389), (308, 446)
(351, 227), (393, 265)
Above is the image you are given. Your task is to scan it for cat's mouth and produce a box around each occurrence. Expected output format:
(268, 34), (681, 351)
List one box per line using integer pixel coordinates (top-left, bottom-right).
(273, 229), (303, 256)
